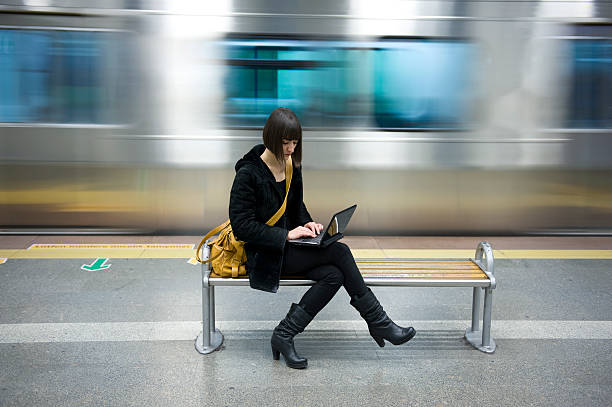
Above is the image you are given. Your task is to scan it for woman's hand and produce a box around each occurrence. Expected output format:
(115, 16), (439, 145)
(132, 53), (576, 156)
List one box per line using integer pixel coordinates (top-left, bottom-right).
(287, 226), (317, 240)
(304, 221), (324, 235)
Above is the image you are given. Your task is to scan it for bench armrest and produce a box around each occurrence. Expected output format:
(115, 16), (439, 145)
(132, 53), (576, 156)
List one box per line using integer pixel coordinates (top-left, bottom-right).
(475, 241), (496, 289)
(200, 239), (212, 287)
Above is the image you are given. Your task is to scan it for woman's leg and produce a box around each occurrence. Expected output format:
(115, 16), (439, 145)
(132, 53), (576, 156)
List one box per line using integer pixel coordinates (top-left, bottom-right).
(284, 242), (416, 348)
(283, 242), (368, 299)
(297, 265), (343, 316)
(275, 241), (414, 364)
(271, 302), (312, 369)
(350, 288), (416, 347)
(272, 244), (355, 369)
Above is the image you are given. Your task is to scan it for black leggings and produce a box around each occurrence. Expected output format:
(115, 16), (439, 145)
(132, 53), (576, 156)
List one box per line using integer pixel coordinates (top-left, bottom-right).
(281, 242), (368, 317)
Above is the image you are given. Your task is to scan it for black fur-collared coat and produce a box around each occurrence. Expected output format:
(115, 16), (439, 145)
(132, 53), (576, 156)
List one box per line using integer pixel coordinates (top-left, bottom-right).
(229, 144), (312, 293)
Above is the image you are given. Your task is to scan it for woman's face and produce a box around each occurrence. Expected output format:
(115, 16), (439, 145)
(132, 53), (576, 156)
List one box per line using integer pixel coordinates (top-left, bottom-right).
(282, 139), (298, 161)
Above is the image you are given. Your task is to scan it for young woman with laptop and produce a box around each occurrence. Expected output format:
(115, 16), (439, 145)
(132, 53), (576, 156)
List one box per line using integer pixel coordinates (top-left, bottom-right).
(228, 107), (416, 369)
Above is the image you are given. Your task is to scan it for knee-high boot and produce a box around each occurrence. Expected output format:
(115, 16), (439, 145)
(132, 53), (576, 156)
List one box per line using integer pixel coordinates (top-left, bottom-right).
(271, 303), (314, 369)
(350, 288), (416, 347)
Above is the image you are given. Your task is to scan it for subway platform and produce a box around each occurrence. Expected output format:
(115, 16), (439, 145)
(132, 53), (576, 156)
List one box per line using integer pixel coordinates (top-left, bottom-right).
(1, 235), (611, 406)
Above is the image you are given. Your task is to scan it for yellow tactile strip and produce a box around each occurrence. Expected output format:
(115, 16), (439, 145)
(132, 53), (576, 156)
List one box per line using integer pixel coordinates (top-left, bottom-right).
(29, 244), (193, 249)
(353, 249), (612, 259)
(0, 246), (611, 260)
(0, 244), (194, 259)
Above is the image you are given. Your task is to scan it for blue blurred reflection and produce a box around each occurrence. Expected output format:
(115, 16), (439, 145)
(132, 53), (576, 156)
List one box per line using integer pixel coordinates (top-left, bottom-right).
(221, 37), (477, 129)
(0, 28), (134, 124)
(373, 39), (476, 129)
(567, 39), (612, 128)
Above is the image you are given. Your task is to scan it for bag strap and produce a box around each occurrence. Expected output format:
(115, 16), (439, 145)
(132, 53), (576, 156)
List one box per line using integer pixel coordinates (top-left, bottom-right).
(195, 220), (230, 263)
(265, 156), (293, 226)
(195, 157), (293, 264)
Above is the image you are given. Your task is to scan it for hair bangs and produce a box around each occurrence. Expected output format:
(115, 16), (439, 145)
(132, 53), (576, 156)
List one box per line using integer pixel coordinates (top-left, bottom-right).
(263, 107), (303, 166)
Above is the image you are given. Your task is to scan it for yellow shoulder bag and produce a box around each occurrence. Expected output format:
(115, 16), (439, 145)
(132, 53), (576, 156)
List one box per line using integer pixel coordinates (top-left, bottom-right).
(195, 157), (293, 278)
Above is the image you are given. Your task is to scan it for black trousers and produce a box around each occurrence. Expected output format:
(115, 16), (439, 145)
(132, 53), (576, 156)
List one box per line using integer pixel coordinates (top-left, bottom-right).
(281, 241), (368, 317)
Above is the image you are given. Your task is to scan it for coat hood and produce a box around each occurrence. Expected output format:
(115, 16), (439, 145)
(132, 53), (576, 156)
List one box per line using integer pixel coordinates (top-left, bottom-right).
(235, 144), (267, 173)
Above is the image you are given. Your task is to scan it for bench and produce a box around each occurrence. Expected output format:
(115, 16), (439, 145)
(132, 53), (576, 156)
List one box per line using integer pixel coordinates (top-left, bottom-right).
(195, 241), (497, 355)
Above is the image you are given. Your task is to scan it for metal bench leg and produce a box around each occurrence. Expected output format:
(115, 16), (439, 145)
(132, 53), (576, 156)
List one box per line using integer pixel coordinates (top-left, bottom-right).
(195, 259), (224, 354)
(481, 287), (495, 351)
(465, 287), (496, 353)
(209, 286), (217, 335)
(470, 287), (481, 333)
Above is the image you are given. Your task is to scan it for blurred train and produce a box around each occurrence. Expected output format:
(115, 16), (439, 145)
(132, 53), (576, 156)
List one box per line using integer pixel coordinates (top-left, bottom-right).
(1, 0), (611, 235)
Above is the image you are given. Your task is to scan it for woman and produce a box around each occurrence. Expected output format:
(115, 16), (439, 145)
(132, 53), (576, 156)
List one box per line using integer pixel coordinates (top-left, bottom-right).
(229, 107), (416, 369)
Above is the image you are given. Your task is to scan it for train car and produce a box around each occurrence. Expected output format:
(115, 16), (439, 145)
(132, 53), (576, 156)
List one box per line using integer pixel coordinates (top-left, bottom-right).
(1, 0), (611, 235)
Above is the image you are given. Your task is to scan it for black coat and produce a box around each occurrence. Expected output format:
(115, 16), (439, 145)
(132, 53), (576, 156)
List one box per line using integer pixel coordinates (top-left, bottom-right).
(229, 144), (312, 293)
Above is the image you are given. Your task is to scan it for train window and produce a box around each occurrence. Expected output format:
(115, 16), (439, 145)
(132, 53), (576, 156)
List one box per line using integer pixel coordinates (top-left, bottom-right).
(373, 38), (477, 129)
(222, 37), (476, 130)
(222, 37), (370, 128)
(0, 28), (134, 124)
(566, 26), (612, 128)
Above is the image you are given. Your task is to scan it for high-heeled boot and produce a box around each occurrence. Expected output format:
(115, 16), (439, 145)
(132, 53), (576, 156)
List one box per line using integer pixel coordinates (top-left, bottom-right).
(350, 288), (416, 347)
(271, 303), (314, 369)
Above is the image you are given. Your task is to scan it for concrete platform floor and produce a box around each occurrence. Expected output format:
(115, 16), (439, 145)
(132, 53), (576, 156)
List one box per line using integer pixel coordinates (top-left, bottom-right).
(0, 235), (611, 406)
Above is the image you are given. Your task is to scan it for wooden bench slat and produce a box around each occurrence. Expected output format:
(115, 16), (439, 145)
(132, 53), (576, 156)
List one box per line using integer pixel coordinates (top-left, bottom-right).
(357, 265), (479, 269)
(357, 263), (481, 269)
(361, 270), (486, 275)
(211, 273), (487, 279)
(359, 267), (480, 272)
(209, 259), (489, 280)
(362, 267), (481, 270)
(364, 274), (487, 281)
(359, 267), (483, 274)
(357, 261), (480, 265)
(355, 259), (475, 266)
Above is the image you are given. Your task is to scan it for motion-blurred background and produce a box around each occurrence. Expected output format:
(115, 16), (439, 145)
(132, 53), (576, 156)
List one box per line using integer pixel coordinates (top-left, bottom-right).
(1, 0), (611, 235)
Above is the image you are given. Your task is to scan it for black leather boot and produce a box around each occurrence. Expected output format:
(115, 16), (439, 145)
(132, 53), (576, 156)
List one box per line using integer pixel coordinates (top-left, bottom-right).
(271, 303), (314, 369)
(350, 288), (416, 347)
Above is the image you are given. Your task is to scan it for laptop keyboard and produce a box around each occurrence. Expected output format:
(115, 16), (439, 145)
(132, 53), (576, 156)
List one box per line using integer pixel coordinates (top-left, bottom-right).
(291, 233), (325, 244)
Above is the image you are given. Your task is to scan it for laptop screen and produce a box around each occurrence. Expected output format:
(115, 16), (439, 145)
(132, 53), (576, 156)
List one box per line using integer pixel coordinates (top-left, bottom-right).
(332, 205), (357, 235)
(327, 217), (339, 236)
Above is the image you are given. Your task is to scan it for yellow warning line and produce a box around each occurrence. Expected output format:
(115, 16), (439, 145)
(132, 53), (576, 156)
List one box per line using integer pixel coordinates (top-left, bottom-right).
(28, 244), (194, 249)
(0, 248), (611, 259)
(358, 249), (612, 259)
(0, 249), (194, 259)
(493, 249), (612, 259)
(0, 250), (18, 258)
(355, 249), (612, 259)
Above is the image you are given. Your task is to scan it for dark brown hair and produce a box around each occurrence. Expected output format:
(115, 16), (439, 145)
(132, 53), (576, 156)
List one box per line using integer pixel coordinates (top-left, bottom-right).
(262, 107), (302, 166)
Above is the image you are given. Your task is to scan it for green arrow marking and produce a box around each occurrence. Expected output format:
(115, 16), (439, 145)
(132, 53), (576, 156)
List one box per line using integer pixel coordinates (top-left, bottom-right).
(81, 258), (111, 271)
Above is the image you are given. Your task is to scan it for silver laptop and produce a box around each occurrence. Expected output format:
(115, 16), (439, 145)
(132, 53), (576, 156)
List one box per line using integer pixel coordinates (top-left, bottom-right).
(289, 205), (357, 248)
